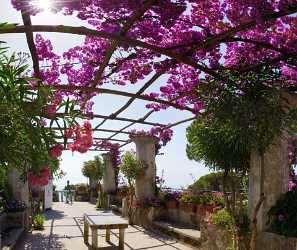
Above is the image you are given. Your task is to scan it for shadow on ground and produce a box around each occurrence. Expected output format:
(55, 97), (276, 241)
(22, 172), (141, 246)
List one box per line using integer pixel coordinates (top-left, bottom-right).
(14, 202), (192, 250)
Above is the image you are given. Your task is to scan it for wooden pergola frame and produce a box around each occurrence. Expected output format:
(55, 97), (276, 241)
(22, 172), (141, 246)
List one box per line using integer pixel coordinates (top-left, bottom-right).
(2, 4), (297, 151)
(2, 9), (198, 151)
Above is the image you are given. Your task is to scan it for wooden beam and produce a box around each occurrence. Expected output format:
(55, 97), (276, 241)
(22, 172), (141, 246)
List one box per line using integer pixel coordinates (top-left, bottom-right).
(94, 71), (164, 129)
(2, 4), (296, 80)
(21, 12), (40, 77)
(50, 127), (131, 134)
(107, 110), (154, 139)
(52, 112), (166, 127)
(165, 116), (197, 129)
(29, 85), (194, 112)
(92, 0), (156, 86)
(0, 25), (233, 80)
(56, 137), (128, 143)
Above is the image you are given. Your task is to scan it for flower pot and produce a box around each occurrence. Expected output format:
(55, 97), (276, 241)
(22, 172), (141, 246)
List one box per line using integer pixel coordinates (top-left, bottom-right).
(166, 200), (178, 209)
(180, 202), (196, 213)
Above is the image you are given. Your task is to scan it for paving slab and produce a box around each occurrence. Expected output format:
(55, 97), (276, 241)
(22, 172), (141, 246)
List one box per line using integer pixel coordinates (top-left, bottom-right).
(14, 202), (195, 250)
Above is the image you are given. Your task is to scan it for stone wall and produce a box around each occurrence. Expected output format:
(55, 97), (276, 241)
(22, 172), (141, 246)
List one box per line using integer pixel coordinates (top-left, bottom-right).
(166, 207), (201, 226)
(200, 224), (233, 250)
(256, 232), (297, 250)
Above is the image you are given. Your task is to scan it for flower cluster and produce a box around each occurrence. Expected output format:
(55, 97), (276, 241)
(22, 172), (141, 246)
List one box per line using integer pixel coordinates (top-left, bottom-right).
(50, 144), (64, 158)
(129, 127), (173, 154)
(95, 140), (121, 167)
(9, 0), (297, 149)
(67, 121), (93, 153)
(288, 180), (296, 191)
(179, 190), (225, 206)
(28, 166), (50, 186)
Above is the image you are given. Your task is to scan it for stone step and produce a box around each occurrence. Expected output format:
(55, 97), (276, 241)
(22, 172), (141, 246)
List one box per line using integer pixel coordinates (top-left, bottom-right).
(1, 227), (24, 250)
(152, 220), (202, 248)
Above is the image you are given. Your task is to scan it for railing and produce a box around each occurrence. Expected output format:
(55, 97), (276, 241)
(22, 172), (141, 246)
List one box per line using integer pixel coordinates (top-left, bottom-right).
(54, 190), (75, 203)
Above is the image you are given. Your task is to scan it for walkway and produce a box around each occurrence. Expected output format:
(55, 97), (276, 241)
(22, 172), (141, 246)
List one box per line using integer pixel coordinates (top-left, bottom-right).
(14, 202), (194, 250)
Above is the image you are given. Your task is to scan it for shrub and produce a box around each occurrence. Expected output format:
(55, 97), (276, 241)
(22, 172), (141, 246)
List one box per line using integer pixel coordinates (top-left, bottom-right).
(235, 206), (250, 236)
(33, 214), (45, 230)
(179, 191), (225, 206)
(268, 187), (297, 237)
(211, 208), (235, 230)
(4, 200), (26, 212)
(161, 191), (181, 202)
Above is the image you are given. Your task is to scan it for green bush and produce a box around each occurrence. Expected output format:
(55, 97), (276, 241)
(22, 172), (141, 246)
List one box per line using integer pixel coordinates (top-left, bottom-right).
(33, 214), (45, 230)
(211, 208), (235, 230)
(268, 188), (297, 237)
(235, 206), (250, 236)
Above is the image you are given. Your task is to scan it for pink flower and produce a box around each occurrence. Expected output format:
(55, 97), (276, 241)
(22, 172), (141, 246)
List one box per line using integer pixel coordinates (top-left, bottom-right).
(67, 122), (93, 154)
(65, 128), (74, 138)
(43, 104), (57, 114)
(50, 144), (64, 158)
(288, 181), (296, 191)
(83, 121), (92, 131)
(28, 166), (50, 186)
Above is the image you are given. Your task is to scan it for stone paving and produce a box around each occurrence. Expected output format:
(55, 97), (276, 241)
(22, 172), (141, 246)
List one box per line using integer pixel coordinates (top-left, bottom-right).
(14, 202), (194, 250)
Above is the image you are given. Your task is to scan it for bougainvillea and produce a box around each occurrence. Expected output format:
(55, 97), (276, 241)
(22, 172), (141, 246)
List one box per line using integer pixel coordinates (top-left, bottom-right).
(68, 121), (93, 153)
(28, 166), (50, 186)
(129, 127), (173, 154)
(50, 144), (64, 158)
(6, 0), (297, 151)
(95, 140), (121, 167)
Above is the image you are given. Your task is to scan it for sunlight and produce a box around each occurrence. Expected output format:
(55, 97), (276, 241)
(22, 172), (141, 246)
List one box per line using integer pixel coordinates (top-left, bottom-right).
(37, 0), (52, 11)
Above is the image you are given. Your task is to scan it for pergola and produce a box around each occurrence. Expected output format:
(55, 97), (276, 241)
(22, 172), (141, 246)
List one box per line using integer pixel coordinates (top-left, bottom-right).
(3, 10), (198, 152)
(2, 2), (297, 247)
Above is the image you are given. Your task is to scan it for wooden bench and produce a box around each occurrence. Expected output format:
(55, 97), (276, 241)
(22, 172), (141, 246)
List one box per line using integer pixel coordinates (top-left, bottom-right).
(84, 212), (128, 250)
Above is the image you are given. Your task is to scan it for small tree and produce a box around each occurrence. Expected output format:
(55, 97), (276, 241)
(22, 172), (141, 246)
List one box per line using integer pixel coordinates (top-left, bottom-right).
(119, 150), (145, 221)
(189, 172), (245, 192)
(82, 156), (103, 182)
(119, 151), (144, 188)
(82, 156), (104, 206)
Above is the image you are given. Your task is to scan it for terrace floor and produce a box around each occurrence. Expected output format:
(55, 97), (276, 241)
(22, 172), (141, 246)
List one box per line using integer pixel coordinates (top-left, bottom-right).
(14, 202), (194, 250)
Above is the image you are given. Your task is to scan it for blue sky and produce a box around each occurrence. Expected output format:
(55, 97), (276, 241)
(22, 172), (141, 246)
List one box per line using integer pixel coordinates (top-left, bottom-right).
(0, 0), (210, 189)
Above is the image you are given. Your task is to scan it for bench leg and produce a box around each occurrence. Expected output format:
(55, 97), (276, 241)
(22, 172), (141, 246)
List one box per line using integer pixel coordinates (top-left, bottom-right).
(119, 228), (125, 250)
(91, 228), (98, 250)
(106, 229), (111, 242)
(84, 220), (89, 245)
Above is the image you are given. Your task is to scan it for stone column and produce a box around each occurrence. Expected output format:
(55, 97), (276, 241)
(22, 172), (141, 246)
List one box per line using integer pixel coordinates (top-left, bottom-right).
(8, 168), (30, 230)
(132, 135), (158, 200)
(248, 132), (289, 231)
(102, 153), (116, 194)
(8, 168), (30, 206)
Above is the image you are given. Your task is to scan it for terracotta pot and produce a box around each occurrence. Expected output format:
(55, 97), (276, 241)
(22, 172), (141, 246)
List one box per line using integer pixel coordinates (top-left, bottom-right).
(180, 202), (196, 213)
(166, 200), (178, 209)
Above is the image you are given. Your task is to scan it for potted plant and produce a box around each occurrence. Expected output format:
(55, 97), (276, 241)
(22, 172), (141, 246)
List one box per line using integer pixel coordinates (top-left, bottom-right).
(33, 214), (45, 230)
(163, 192), (180, 209)
(179, 192), (196, 213)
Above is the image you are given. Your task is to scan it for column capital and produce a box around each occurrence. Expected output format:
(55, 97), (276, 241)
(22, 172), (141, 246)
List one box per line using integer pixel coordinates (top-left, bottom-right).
(102, 152), (113, 160)
(132, 134), (159, 145)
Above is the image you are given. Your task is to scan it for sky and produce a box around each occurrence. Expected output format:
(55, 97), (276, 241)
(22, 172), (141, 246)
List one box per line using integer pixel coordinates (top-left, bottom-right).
(0, 0), (210, 189)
